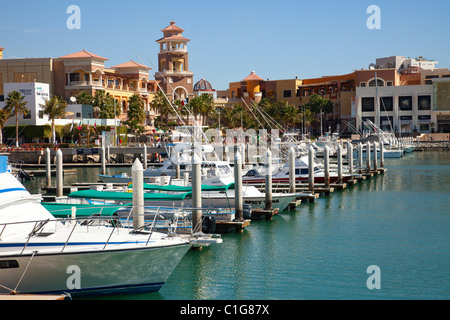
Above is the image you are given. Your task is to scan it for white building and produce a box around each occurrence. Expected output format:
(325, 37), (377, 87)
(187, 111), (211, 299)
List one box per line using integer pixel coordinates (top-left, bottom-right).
(0, 82), (53, 126)
(355, 84), (434, 133)
(375, 56), (439, 73)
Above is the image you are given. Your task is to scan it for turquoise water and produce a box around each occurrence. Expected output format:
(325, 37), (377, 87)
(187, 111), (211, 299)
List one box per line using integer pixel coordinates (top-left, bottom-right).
(23, 152), (450, 300)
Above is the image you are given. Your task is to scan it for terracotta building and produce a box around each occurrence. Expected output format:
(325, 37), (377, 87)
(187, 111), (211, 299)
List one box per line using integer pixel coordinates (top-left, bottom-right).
(155, 21), (194, 101)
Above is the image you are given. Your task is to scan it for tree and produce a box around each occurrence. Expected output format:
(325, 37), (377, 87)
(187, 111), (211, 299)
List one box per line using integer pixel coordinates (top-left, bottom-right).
(127, 94), (145, 134)
(152, 91), (173, 130)
(5, 90), (29, 147)
(93, 90), (117, 119)
(0, 107), (12, 145)
(303, 93), (333, 136)
(40, 95), (68, 144)
(76, 92), (94, 105)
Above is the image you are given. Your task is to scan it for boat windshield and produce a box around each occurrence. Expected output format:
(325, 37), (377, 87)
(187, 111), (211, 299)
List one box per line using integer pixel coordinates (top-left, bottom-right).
(218, 165), (232, 175)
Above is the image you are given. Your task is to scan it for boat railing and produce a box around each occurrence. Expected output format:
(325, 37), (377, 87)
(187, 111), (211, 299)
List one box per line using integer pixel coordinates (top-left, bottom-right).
(0, 203), (226, 254)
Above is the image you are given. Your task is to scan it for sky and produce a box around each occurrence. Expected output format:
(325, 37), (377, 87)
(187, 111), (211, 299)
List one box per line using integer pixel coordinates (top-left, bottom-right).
(1, 0), (449, 90)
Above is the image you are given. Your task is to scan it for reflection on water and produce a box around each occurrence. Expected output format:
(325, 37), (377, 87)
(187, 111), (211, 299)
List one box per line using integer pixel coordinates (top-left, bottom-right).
(23, 152), (450, 300)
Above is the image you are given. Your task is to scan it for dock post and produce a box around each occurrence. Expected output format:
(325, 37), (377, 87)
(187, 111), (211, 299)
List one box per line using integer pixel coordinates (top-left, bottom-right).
(45, 147), (51, 188)
(347, 141), (354, 174)
(289, 147), (296, 193)
(106, 145), (110, 163)
(366, 143), (371, 172)
(234, 151), (244, 221)
(192, 152), (202, 232)
(143, 144), (148, 169)
(56, 149), (63, 198)
(337, 144), (343, 184)
(175, 152), (181, 179)
(308, 145), (315, 193)
(132, 158), (145, 230)
(265, 148), (272, 210)
(101, 146), (106, 175)
(358, 142), (363, 171)
(373, 142), (378, 172)
(324, 145), (330, 189)
(380, 141), (385, 168)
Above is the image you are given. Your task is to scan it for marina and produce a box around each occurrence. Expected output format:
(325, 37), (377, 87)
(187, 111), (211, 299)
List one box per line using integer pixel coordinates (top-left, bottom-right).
(2, 132), (448, 300)
(1, 1), (449, 303)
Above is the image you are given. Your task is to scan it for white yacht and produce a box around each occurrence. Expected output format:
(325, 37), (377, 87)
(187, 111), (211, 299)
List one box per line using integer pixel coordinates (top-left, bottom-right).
(0, 156), (191, 297)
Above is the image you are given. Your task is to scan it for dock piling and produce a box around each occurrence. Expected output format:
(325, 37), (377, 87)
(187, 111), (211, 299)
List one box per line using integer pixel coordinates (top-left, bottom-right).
(132, 158), (144, 230)
(265, 148), (272, 210)
(45, 147), (51, 188)
(56, 149), (63, 198)
(192, 152), (202, 232)
(324, 145), (330, 189)
(308, 145), (315, 192)
(337, 144), (343, 184)
(234, 151), (244, 221)
(289, 147), (296, 193)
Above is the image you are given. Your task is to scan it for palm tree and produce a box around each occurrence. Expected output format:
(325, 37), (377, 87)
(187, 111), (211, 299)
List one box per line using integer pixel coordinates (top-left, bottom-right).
(0, 107), (12, 145)
(40, 96), (68, 144)
(152, 91), (173, 129)
(5, 90), (29, 147)
(127, 94), (145, 134)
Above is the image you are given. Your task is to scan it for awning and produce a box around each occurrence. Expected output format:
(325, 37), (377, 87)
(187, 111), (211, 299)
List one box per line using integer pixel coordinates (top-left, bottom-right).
(42, 202), (125, 218)
(68, 190), (192, 201)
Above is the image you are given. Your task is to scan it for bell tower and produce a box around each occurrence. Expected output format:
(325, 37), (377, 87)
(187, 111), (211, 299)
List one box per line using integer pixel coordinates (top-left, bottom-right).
(155, 21), (194, 101)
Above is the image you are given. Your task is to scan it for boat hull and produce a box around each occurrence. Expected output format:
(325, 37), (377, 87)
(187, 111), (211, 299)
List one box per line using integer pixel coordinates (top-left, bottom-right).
(0, 243), (190, 297)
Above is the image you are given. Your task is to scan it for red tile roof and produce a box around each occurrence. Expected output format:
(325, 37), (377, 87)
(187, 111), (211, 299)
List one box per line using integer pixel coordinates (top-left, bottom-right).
(112, 60), (151, 69)
(156, 35), (190, 43)
(161, 21), (184, 33)
(242, 71), (264, 82)
(59, 49), (108, 60)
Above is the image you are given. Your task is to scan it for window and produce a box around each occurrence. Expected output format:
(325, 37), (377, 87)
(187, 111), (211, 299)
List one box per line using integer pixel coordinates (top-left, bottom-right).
(418, 95), (431, 110)
(380, 97), (393, 111)
(399, 96), (412, 111)
(39, 111), (44, 119)
(386, 81), (393, 86)
(283, 90), (292, 98)
(69, 73), (80, 82)
(442, 75), (450, 78)
(361, 97), (375, 112)
(0, 95), (4, 102)
(23, 112), (31, 119)
(360, 82), (366, 87)
(76, 113), (81, 118)
(84, 73), (90, 82)
(368, 79), (384, 87)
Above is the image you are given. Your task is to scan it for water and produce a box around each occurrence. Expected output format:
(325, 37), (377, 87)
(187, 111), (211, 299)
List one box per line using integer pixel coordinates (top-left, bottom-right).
(23, 152), (450, 300)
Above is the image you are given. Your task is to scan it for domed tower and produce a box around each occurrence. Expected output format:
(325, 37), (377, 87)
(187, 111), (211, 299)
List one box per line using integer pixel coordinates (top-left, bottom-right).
(155, 21), (194, 101)
(194, 78), (216, 98)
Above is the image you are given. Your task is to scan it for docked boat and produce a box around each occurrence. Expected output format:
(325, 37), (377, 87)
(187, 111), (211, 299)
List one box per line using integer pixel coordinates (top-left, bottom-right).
(0, 155), (191, 297)
(242, 155), (353, 185)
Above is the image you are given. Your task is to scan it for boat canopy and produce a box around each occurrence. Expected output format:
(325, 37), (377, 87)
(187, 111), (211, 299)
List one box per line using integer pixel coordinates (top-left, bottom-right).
(68, 190), (192, 201)
(129, 183), (235, 192)
(42, 202), (126, 218)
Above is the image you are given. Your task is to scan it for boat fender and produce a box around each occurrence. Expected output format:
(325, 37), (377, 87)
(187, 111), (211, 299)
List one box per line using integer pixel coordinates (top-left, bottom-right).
(202, 215), (216, 234)
(243, 203), (252, 220)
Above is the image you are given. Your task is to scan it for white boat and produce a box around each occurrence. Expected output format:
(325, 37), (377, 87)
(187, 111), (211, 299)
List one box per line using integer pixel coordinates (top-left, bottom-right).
(0, 155), (191, 297)
(243, 155), (354, 185)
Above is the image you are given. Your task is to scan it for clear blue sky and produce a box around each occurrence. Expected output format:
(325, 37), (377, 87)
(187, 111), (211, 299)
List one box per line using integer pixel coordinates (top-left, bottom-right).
(1, 0), (449, 90)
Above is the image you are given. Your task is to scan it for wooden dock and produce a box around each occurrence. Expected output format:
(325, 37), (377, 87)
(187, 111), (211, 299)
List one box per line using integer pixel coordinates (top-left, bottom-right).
(215, 219), (251, 233)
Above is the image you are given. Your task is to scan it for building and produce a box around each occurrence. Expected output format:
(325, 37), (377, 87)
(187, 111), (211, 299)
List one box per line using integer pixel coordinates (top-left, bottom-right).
(0, 82), (53, 126)
(374, 56), (439, 73)
(155, 21), (194, 101)
(355, 67), (450, 133)
(0, 47), (158, 127)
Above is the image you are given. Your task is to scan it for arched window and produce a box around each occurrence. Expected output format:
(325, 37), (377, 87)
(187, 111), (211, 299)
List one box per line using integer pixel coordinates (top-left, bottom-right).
(368, 78), (385, 87)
